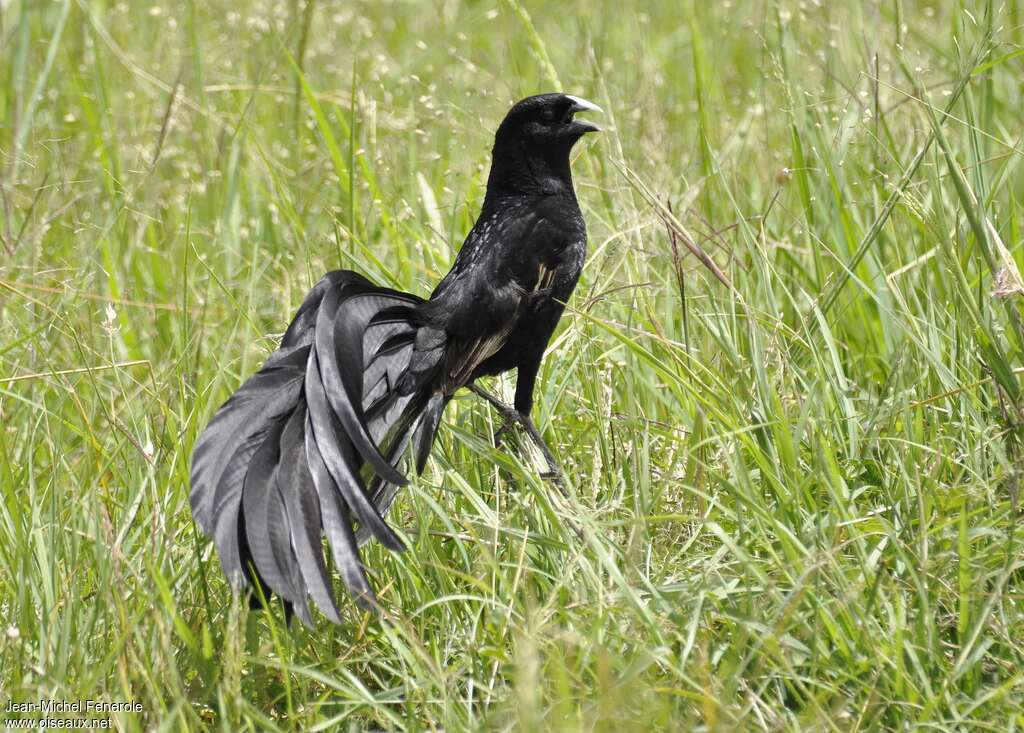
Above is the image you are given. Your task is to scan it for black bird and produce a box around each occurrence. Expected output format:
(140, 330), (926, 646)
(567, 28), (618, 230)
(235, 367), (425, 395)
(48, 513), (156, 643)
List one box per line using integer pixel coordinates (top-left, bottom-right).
(189, 93), (601, 624)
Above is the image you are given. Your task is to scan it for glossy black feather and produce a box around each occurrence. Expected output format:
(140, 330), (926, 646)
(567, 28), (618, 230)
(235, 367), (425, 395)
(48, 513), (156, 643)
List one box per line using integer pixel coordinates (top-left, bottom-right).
(414, 393), (446, 475)
(304, 420), (376, 608)
(241, 417), (313, 626)
(304, 349), (405, 551)
(191, 346), (308, 533)
(316, 288), (410, 486)
(277, 405), (342, 624)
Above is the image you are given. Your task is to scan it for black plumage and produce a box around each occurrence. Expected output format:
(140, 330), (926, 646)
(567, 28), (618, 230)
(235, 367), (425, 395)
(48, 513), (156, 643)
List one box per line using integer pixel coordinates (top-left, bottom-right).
(190, 92), (601, 623)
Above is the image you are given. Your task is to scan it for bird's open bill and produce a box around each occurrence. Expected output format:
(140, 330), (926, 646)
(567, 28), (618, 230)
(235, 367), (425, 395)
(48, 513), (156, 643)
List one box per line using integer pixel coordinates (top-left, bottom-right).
(565, 95), (603, 132)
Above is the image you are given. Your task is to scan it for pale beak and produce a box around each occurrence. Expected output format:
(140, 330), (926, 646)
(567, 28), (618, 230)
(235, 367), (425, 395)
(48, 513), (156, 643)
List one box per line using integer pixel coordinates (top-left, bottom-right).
(565, 95), (603, 133)
(566, 95), (604, 115)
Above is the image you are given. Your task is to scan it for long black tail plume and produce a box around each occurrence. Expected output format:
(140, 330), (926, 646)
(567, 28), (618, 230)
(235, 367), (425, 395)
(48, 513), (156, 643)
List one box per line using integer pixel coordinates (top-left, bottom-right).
(190, 271), (442, 624)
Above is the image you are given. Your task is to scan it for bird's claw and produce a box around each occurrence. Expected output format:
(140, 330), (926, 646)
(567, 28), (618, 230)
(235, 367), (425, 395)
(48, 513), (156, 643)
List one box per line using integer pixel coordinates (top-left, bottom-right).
(493, 416), (518, 446)
(468, 384), (579, 538)
(468, 385), (569, 489)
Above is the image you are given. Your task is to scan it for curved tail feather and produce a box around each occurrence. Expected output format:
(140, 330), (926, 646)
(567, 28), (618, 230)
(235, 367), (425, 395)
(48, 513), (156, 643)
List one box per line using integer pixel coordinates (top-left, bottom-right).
(190, 270), (448, 624)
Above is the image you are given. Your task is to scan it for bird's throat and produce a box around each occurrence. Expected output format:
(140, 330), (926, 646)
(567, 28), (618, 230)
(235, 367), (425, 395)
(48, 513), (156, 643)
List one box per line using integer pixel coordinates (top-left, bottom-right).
(485, 137), (577, 201)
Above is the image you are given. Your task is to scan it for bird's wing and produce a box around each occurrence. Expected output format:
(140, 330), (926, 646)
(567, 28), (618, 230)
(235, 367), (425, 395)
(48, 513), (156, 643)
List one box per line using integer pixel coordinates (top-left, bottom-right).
(414, 209), (571, 390)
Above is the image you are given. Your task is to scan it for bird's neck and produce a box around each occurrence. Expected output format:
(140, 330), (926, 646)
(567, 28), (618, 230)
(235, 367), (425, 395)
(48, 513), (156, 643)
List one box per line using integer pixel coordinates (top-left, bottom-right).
(484, 138), (576, 205)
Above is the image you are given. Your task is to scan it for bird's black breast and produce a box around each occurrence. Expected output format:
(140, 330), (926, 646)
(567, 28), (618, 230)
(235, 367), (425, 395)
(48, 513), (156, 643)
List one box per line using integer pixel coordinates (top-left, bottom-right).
(474, 228), (586, 378)
(421, 192), (586, 385)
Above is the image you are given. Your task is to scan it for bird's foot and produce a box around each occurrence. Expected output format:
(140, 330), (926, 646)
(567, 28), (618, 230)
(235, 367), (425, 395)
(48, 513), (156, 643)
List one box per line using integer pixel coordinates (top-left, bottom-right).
(491, 405), (522, 447)
(493, 418), (516, 447)
(468, 385), (568, 492)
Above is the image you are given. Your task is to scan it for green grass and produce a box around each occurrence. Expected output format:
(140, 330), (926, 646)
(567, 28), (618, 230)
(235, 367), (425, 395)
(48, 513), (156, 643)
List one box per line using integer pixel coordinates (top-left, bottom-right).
(2, 0), (1024, 729)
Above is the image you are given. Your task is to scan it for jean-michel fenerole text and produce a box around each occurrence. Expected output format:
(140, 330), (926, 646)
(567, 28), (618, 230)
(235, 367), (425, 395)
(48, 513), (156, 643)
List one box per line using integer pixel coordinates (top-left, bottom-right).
(6, 699), (142, 714)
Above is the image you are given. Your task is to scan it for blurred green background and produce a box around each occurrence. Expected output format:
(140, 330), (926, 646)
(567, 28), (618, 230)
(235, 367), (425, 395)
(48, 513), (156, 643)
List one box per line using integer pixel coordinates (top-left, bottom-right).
(2, 0), (1023, 729)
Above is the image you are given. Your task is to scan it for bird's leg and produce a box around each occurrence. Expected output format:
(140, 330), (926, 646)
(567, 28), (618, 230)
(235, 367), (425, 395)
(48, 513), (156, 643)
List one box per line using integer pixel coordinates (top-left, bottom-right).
(468, 387), (520, 445)
(517, 413), (568, 487)
(468, 384), (567, 490)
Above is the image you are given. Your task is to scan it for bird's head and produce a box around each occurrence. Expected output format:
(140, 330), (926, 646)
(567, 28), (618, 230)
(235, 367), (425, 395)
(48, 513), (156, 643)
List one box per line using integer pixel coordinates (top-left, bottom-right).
(497, 93), (602, 149)
(486, 93), (602, 199)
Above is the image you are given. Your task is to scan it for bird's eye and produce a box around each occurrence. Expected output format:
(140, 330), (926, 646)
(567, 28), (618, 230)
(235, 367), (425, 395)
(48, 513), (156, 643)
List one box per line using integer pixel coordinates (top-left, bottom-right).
(539, 107), (557, 123)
